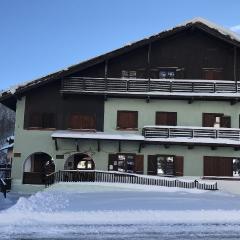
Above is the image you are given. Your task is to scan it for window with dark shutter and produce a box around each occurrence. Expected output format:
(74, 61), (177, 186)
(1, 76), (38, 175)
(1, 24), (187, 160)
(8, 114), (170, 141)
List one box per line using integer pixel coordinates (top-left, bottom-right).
(117, 111), (138, 130)
(203, 68), (223, 80)
(69, 113), (96, 130)
(28, 113), (42, 129)
(42, 113), (56, 129)
(156, 112), (177, 126)
(203, 113), (230, 128)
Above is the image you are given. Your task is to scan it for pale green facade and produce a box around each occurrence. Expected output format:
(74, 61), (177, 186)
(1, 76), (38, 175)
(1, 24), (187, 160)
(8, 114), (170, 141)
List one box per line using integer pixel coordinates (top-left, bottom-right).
(11, 96), (240, 192)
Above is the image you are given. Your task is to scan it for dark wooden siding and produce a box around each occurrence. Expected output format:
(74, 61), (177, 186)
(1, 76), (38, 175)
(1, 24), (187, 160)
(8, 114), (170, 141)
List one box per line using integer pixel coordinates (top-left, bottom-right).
(24, 81), (104, 131)
(204, 156), (233, 176)
(69, 28), (238, 81)
(174, 156), (184, 176)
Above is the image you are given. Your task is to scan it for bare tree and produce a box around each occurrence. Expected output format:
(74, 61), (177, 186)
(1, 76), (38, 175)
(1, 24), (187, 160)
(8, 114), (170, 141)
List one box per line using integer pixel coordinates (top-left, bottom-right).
(0, 103), (15, 146)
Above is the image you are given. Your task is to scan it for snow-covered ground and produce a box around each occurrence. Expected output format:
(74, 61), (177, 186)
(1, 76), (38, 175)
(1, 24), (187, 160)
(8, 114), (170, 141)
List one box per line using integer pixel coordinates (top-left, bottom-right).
(1, 182), (240, 239)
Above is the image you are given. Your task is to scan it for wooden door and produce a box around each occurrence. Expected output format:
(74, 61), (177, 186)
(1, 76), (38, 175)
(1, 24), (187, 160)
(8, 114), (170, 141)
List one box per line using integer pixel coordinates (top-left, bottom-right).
(147, 155), (157, 175)
(204, 156), (233, 176)
(135, 155), (144, 174)
(174, 156), (184, 176)
(202, 113), (223, 127)
(220, 116), (231, 128)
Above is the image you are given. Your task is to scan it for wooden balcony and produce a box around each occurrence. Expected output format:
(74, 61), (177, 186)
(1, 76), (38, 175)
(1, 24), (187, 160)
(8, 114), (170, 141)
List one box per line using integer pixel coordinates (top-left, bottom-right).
(61, 77), (240, 101)
(143, 126), (240, 148)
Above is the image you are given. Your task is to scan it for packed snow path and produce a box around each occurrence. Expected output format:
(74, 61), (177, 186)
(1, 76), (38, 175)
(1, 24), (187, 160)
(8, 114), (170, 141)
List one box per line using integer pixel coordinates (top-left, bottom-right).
(1, 182), (240, 239)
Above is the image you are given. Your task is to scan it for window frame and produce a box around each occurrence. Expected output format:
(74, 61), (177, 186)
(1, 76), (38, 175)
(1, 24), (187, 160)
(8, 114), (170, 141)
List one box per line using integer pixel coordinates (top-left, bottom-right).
(155, 111), (177, 126)
(117, 110), (138, 130)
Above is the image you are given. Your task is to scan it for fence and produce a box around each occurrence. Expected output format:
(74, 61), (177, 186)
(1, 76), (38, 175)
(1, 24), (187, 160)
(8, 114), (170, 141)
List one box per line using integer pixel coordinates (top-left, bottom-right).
(62, 77), (240, 96)
(45, 170), (217, 191)
(143, 126), (240, 142)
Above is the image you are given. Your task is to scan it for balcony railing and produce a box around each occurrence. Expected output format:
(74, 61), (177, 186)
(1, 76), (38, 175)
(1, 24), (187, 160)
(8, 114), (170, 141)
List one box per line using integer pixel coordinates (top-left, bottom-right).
(143, 126), (240, 146)
(62, 77), (240, 98)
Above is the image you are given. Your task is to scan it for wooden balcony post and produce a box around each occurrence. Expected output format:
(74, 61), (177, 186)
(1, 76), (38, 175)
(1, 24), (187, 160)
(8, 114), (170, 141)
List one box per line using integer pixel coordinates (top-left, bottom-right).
(104, 60), (108, 91)
(234, 46), (237, 83)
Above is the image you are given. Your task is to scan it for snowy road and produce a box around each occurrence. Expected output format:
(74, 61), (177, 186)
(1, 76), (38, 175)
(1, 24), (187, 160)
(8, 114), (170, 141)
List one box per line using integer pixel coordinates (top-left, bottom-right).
(1, 182), (240, 239)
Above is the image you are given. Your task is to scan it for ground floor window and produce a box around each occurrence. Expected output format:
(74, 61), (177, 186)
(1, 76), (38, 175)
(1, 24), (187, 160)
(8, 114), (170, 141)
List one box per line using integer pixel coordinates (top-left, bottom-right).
(148, 155), (184, 176)
(23, 152), (55, 184)
(108, 153), (143, 174)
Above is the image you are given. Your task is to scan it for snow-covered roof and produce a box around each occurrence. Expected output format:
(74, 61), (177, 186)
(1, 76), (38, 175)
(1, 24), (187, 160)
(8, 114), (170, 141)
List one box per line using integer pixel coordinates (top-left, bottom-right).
(1, 17), (240, 104)
(51, 131), (144, 141)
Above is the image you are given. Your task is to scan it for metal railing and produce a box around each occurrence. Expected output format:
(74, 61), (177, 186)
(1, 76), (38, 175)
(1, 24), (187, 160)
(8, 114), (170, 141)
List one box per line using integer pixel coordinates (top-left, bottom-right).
(45, 170), (217, 191)
(61, 77), (240, 96)
(143, 126), (240, 143)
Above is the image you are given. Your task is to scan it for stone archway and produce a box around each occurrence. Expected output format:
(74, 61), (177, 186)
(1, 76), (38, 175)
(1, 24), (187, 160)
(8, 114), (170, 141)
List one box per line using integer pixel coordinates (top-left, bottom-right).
(64, 153), (95, 170)
(23, 152), (55, 184)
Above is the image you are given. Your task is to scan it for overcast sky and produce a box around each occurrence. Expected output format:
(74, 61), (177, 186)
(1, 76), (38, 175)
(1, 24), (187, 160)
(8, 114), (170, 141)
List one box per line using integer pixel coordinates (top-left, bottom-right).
(1, 0), (240, 90)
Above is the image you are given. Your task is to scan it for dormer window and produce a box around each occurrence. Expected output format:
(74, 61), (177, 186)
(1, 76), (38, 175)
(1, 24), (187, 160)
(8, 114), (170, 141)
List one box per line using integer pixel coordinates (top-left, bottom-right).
(121, 70), (136, 79)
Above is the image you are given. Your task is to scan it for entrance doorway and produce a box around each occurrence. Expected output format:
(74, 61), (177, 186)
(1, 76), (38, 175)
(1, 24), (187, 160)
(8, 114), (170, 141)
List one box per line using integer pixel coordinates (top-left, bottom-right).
(23, 152), (55, 184)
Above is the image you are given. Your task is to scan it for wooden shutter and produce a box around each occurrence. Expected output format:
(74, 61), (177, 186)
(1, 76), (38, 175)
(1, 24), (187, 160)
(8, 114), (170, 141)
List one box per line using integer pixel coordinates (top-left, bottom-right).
(108, 154), (118, 171)
(220, 116), (231, 128)
(147, 155), (157, 175)
(174, 156), (184, 176)
(156, 112), (177, 126)
(69, 114), (80, 129)
(135, 155), (144, 174)
(202, 113), (223, 127)
(117, 111), (138, 129)
(204, 156), (232, 176)
(203, 69), (223, 80)
(42, 113), (56, 129)
(29, 113), (42, 128)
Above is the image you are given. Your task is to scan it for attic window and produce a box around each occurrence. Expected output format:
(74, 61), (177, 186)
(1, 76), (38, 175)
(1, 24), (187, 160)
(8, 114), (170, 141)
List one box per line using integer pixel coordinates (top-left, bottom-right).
(159, 68), (176, 79)
(121, 70), (136, 79)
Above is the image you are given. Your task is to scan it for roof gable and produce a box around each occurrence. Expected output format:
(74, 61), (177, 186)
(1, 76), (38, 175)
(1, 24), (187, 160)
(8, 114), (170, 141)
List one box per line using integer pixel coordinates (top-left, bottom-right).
(1, 17), (240, 109)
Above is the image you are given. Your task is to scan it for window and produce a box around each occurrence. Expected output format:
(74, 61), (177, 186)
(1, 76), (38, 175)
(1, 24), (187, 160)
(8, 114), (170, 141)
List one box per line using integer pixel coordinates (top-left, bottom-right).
(121, 70), (137, 79)
(156, 112), (177, 126)
(203, 113), (231, 128)
(28, 113), (56, 129)
(203, 68), (223, 80)
(69, 113), (96, 130)
(117, 111), (138, 130)
(159, 68), (176, 79)
(157, 155), (174, 176)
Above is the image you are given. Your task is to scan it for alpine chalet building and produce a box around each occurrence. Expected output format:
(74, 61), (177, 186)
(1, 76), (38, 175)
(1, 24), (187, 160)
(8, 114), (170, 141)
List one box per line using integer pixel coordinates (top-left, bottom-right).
(1, 18), (240, 191)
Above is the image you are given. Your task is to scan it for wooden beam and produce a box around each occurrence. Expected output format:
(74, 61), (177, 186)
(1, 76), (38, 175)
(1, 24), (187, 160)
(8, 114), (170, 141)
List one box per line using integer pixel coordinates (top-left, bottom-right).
(54, 138), (58, 151)
(146, 96), (150, 103)
(118, 141), (122, 153)
(104, 59), (108, 78)
(97, 140), (100, 152)
(211, 146), (217, 150)
(188, 145), (194, 149)
(164, 145), (170, 149)
(147, 43), (152, 80)
(234, 46), (237, 82)
(138, 143), (142, 153)
(75, 139), (79, 152)
(230, 98), (238, 105)
(188, 98), (194, 104)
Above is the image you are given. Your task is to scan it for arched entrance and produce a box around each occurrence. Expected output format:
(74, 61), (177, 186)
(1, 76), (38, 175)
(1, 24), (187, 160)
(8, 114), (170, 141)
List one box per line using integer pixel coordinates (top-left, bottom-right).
(64, 153), (95, 170)
(23, 152), (55, 184)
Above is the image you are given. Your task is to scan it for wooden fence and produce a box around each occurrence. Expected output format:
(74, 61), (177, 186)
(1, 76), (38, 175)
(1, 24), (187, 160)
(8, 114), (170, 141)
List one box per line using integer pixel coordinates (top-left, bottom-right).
(62, 77), (240, 95)
(45, 170), (217, 191)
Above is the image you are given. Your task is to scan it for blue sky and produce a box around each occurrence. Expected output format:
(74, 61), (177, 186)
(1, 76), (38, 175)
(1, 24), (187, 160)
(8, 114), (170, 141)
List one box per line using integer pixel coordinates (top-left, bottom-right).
(0, 0), (240, 90)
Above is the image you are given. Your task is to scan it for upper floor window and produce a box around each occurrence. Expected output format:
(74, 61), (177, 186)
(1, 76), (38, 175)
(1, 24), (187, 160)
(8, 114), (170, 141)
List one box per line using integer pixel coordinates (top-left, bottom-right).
(121, 70), (137, 79)
(28, 113), (56, 129)
(68, 113), (96, 130)
(203, 68), (223, 80)
(117, 111), (138, 130)
(156, 112), (177, 126)
(159, 68), (176, 79)
(203, 113), (231, 128)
